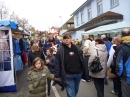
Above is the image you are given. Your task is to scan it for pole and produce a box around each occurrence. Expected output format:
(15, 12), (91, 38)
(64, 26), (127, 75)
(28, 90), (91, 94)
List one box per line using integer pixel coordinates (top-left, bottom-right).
(59, 16), (63, 35)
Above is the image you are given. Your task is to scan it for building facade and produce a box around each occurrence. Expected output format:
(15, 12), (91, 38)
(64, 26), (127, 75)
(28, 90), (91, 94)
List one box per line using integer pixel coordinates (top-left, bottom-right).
(71, 0), (130, 40)
(59, 16), (76, 39)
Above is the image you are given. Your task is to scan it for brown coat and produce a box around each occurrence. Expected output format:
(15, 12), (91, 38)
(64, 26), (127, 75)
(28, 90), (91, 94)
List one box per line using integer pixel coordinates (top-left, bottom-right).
(88, 44), (108, 78)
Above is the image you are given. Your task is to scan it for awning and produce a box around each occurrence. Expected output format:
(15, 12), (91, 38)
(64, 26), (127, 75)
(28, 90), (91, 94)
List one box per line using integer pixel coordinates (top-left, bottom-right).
(24, 30), (30, 36)
(0, 20), (18, 29)
(77, 11), (123, 31)
(11, 27), (24, 34)
(18, 27), (30, 36)
(82, 22), (130, 35)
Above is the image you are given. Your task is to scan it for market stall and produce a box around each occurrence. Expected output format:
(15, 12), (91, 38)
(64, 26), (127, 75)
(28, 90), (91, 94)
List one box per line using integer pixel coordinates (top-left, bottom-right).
(0, 20), (29, 92)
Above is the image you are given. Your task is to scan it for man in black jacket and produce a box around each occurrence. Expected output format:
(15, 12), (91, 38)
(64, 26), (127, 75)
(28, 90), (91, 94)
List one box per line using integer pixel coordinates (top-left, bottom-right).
(54, 33), (87, 97)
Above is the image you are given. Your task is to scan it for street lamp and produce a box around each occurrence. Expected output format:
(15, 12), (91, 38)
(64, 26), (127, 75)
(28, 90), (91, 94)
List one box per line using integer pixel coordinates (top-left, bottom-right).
(59, 16), (63, 35)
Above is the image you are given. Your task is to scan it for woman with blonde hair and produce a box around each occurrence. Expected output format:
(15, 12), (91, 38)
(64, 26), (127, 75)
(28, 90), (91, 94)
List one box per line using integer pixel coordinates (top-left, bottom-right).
(28, 44), (45, 67)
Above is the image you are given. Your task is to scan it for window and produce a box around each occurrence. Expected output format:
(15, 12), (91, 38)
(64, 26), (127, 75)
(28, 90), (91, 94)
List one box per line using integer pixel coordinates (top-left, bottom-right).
(67, 24), (70, 27)
(76, 16), (79, 26)
(97, 0), (102, 14)
(68, 24), (74, 27)
(88, 8), (92, 20)
(111, 0), (119, 7)
(81, 13), (84, 23)
(71, 24), (74, 27)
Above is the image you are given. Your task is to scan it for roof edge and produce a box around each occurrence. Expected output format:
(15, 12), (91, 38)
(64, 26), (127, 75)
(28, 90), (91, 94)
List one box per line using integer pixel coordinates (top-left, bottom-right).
(70, 0), (90, 16)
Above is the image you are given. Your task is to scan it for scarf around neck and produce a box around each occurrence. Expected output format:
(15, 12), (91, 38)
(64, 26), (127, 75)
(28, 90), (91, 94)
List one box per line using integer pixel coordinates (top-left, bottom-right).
(121, 36), (130, 42)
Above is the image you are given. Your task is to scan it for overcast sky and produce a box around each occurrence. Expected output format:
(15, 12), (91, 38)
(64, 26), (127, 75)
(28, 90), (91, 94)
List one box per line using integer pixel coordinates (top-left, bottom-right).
(1, 0), (87, 31)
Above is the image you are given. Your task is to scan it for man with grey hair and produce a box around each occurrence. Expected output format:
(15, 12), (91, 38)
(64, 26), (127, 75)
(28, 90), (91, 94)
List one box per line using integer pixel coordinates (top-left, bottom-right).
(83, 34), (93, 55)
(101, 34), (112, 55)
(82, 34), (93, 82)
(101, 34), (112, 85)
(116, 28), (130, 97)
(101, 34), (106, 40)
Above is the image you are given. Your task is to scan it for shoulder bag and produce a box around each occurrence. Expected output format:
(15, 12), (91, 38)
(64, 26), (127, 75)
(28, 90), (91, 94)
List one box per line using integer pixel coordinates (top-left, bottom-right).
(89, 49), (103, 73)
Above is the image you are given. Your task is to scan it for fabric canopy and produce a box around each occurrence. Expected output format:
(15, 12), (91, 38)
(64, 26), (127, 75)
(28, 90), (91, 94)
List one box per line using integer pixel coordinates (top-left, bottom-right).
(24, 30), (30, 36)
(83, 22), (130, 35)
(0, 20), (18, 29)
(18, 27), (30, 36)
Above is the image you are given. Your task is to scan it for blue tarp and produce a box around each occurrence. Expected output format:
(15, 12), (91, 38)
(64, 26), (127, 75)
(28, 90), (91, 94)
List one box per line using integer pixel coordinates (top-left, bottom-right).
(0, 20), (30, 36)
(0, 20), (18, 29)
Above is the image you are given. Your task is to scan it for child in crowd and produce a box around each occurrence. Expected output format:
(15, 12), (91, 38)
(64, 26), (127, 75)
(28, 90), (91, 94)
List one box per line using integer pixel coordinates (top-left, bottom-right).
(46, 48), (64, 95)
(28, 44), (45, 67)
(46, 48), (56, 96)
(27, 57), (55, 97)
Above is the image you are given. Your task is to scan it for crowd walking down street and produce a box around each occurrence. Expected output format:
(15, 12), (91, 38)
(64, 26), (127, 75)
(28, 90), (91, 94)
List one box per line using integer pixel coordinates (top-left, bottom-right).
(1, 28), (130, 97)
(1, 0), (130, 97)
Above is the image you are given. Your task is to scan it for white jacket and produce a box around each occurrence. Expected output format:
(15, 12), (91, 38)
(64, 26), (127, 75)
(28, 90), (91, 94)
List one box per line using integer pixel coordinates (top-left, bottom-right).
(89, 44), (108, 78)
(107, 44), (116, 68)
(83, 40), (94, 55)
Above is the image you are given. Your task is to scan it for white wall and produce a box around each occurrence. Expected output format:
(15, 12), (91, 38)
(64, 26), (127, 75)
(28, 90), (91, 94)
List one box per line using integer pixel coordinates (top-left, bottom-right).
(75, 30), (85, 40)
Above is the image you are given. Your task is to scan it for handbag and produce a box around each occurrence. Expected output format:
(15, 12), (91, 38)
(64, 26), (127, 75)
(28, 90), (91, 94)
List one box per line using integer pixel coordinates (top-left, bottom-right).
(107, 62), (116, 78)
(107, 68), (116, 79)
(89, 49), (103, 73)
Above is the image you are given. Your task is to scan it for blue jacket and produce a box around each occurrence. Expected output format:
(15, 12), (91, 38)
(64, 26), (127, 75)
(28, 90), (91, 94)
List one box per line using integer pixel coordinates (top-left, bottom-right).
(43, 38), (60, 54)
(103, 38), (112, 56)
(116, 43), (130, 83)
(13, 38), (20, 54)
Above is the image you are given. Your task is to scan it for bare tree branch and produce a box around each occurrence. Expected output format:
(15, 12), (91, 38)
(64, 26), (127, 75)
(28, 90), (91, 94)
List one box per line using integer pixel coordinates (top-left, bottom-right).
(0, 1), (9, 20)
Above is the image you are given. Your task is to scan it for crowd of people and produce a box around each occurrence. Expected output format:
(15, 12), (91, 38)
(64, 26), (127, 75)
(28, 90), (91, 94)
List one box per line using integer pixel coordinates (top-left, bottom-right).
(26, 28), (130, 97)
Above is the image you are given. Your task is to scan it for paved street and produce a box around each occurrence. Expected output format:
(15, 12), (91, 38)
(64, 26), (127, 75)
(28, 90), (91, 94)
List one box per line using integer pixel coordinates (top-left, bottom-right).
(0, 66), (117, 97)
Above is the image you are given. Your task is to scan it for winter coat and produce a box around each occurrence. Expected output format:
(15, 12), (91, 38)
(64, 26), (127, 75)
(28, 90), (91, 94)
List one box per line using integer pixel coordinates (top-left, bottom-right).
(103, 38), (112, 56)
(107, 44), (116, 68)
(27, 66), (54, 97)
(46, 55), (55, 73)
(116, 36), (130, 83)
(43, 38), (60, 54)
(39, 42), (43, 48)
(54, 43), (88, 86)
(83, 39), (94, 55)
(88, 44), (108, 78)
(28, 51), (45, 67)
(111, 44), (122, 75)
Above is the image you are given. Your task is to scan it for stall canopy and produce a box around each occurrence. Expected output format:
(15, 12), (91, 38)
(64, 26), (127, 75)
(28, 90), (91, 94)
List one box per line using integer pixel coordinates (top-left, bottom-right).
(18, 27), (30, 36)
(83, 21), (130, 35)
(24, 30), (30, 36)
(0, 20), (18, 29)
(0, 20), (30, 35)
